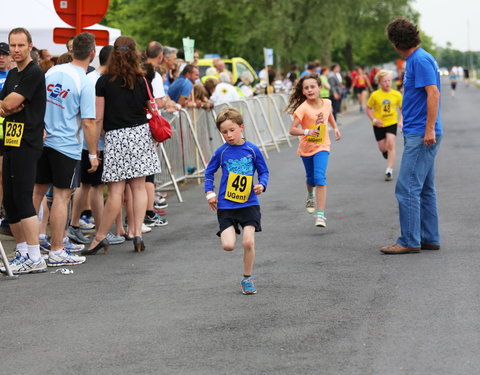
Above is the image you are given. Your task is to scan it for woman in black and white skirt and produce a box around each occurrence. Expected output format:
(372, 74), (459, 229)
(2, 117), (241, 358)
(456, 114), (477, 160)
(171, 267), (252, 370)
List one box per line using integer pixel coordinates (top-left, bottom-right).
(83, 36), (160, 254)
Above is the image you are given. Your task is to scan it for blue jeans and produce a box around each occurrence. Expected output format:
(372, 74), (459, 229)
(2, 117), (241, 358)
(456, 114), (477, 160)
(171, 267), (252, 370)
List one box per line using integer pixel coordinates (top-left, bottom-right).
(395, 134), (442, 248)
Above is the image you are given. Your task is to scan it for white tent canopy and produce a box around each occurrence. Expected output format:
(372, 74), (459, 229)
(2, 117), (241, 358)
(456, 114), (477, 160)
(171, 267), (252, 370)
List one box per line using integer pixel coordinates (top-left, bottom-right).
(0, 0), (121, 56)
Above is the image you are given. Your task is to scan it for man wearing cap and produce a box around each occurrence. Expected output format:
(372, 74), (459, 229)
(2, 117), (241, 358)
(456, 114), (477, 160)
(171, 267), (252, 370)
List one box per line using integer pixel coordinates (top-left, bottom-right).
(0, 42), (11, 91)
(0, 41), (12, 232)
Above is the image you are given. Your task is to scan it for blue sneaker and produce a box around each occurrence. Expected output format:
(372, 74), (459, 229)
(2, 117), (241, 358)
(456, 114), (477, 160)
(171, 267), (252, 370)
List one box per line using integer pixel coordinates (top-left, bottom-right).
(241, 276), (257, 295)
(0, 251), (26, 273)
(39, 237), (51, 253)
(63, 237), (85, 252)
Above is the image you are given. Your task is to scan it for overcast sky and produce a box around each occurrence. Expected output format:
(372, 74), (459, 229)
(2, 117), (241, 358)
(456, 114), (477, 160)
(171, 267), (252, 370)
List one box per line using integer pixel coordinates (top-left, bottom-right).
(413, 0), (480, 51)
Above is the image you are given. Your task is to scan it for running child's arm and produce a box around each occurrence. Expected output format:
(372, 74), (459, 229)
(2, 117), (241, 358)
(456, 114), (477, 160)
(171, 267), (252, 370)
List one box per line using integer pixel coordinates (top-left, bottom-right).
(204, 150), (221, 211)
(366, 106), (383, 127)
(328, 113), (341, 141)
(253, 146), (269, 195)
(289, 116), (319, 136)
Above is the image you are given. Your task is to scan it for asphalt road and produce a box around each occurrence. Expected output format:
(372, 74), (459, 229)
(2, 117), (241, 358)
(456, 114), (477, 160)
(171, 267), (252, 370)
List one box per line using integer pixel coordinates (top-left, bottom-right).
(1, 78), (479, 375)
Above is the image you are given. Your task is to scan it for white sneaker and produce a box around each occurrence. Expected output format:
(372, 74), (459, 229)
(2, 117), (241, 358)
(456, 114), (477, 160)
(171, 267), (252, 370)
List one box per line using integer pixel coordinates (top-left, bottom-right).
(141, 223), (152, 233)
(79, 217), (95, 230)
(5, 256), (48, 274)
(385, 171), (393, 181)
(315, 215), (327, 228)
(0, 251), (26, 273)
(63, 238), (85, 252)
(47, 250), (86, 267)
(306, 197), (315, 214)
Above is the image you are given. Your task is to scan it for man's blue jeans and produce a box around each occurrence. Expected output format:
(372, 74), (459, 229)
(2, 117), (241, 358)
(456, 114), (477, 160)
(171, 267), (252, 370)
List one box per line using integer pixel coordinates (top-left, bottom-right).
(395, 134), (442, 248)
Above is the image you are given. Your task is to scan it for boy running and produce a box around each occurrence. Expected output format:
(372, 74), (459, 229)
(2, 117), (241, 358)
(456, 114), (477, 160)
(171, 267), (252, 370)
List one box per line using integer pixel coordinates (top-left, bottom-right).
(205, 107), (269, 295)
(366, 70), (403, 181)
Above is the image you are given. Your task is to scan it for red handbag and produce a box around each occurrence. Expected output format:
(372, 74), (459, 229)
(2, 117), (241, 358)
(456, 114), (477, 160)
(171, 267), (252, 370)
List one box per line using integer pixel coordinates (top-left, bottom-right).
(143, 77), (172, 142)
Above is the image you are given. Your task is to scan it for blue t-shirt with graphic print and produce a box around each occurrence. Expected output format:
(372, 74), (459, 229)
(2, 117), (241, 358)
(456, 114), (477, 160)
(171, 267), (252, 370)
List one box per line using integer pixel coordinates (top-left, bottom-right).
(44, 63), (95, 160)
(402, 48), (442, 136)
(204, 141), (269, 209)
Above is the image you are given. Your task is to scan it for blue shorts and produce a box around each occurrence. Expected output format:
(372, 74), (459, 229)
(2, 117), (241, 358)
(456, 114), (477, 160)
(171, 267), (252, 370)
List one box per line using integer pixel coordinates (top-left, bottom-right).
(301, 151), (330, 187)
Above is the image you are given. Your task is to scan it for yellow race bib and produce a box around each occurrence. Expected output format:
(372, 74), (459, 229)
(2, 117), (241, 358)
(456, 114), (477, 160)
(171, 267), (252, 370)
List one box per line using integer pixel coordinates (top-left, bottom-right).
(225, 172), (252, 203)
(4, 121), (25, 147)
(306, 124), (327, 144)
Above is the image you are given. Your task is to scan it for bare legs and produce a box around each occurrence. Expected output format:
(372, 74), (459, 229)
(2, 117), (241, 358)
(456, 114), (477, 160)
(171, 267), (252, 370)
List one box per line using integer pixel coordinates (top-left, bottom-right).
(88, 177), (146, 249)
(377, 132), (396, 170)
(307, 183), (326, 211)
(220, 225), (256, 276)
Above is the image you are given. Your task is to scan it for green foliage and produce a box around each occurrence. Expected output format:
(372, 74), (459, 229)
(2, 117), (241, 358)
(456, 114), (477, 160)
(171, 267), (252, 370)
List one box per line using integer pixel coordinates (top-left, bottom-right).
(435, 47), (480, 69)
(100, 0), (431, 72)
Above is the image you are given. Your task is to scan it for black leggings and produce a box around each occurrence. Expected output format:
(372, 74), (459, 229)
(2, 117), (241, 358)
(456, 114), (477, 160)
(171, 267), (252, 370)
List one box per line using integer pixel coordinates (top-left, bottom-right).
(2, 146), (42, 224)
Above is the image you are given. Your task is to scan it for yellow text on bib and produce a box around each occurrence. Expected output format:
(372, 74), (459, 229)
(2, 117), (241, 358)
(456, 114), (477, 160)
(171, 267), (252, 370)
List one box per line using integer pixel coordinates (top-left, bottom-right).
(306, 124), (327, 144)
(225, 172), (252, 203)
(4, 121), (25, 147)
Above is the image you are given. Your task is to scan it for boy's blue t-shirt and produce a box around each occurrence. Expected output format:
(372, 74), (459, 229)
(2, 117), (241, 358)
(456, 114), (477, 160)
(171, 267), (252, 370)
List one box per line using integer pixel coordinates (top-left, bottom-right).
(44, 63), (95, 160)
(204, 141), (269, 209)
(402, 48), (442, 136)
(167, 76), (193, 103)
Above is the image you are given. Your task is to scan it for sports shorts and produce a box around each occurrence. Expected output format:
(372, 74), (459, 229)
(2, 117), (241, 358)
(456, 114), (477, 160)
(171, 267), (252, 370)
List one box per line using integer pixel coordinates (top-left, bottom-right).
(373, 123), (398, 141)
(36, 147), (81, 189)
(80, 149), (104, 187)
(216, 205), (261, 237)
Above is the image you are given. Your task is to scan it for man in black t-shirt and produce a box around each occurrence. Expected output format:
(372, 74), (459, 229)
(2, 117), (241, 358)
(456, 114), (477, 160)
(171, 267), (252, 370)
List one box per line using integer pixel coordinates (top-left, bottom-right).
(0, 28), (47, 275)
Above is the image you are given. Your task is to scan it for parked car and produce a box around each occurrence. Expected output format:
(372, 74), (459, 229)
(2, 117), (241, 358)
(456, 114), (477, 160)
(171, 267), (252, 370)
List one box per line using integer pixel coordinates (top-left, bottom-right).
(197, 57), (258, 83)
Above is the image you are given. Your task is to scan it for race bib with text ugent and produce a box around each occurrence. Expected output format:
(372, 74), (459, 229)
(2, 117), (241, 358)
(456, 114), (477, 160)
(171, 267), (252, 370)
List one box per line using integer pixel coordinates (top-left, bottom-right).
(4, 121), (25, 147)
(306, 124), (327, 144)
(225, 172), (253, 203)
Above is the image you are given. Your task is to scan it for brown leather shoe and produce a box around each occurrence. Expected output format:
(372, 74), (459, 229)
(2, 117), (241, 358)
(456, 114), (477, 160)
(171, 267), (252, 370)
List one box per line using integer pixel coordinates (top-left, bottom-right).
(421, 243), (440, 250)
(380, 243), (420, 254)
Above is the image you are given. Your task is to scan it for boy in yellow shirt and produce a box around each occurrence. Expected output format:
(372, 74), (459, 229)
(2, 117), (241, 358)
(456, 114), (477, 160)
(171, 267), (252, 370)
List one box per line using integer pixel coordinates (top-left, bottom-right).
(366, 70), (403, 181)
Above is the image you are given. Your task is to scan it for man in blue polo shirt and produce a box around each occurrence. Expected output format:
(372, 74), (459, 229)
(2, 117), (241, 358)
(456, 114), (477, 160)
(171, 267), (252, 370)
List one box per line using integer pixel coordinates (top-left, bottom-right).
(381, 18), (442, 254)
(167, 64), (199, 107)
(33, 32), (99, 267)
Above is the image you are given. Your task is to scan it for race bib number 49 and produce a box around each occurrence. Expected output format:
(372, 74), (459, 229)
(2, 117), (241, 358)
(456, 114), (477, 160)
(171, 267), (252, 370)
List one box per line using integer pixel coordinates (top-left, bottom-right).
(306, 124), (327, 144)
(4, 121), (25, 147)
(225, 172), (252, 203)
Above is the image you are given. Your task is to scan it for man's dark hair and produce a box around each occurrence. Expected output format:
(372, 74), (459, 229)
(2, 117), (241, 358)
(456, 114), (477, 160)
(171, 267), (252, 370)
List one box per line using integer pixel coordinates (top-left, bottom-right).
(99, 45), (113, 66)
(181, 64), (198, 76)
(9, 27), (32, 44)
(307, 62), (316, 71)
(386, 17), (422, 51)
(145, 41), (163, 59)
(72, 32), (95, 60)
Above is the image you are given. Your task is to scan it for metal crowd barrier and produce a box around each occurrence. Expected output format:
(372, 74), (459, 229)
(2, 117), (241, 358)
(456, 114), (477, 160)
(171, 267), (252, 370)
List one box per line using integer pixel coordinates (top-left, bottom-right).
(155, 93), (294, 202)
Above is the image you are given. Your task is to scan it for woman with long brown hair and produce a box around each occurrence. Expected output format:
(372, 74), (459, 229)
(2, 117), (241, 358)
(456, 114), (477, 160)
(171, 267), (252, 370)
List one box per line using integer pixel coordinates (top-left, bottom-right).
(83, 36), (160, 254)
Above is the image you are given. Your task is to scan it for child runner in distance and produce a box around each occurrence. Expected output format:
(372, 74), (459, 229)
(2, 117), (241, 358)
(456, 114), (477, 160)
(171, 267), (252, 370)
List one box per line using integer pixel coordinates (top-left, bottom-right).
(204, 107), (269, 295)
(366, 70), (403, 181)
(286, 74), (341, 228)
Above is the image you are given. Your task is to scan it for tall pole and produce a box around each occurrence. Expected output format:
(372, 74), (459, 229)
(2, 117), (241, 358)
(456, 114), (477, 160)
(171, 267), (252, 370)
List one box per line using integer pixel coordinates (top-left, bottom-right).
(466, 19), (474, 78)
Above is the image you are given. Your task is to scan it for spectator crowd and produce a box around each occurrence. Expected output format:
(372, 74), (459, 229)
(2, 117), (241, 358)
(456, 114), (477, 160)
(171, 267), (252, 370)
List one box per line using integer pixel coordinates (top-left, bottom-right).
(0, 27), (415, 275)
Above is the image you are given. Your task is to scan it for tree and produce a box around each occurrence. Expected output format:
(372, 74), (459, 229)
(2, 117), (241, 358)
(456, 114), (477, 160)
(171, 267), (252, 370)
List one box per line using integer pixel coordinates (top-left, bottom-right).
(101, 0), (426, 72)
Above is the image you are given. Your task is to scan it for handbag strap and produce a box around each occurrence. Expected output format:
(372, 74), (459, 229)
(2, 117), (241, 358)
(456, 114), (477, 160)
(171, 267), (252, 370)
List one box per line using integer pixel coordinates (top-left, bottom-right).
(143, 76), (158, 109)
(143, 76), (155, 102)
